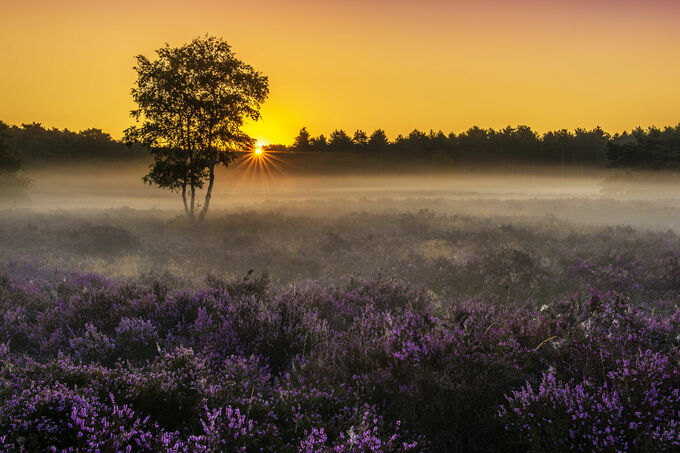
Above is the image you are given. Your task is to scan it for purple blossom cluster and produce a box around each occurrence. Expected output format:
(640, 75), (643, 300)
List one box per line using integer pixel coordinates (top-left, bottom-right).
(1, 261), (679, 451)
(501, 351), (680, 452)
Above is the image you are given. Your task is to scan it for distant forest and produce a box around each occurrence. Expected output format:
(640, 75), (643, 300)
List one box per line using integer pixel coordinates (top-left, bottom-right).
(2, 120), (680, 170)
(279, 125), (680, 170)
(0, 122), (145, 164)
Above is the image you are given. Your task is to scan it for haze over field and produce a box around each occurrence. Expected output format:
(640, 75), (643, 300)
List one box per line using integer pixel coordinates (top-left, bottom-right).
(5, 162), (679, 230)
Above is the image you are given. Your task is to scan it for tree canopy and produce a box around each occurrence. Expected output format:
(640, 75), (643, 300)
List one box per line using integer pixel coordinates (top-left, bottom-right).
(608, 125), (680, 169)
(0, 123), (137, 163)
(286, 125), (612, 169)
(124, 35), (269, 223)
(292, 127), (311, 150)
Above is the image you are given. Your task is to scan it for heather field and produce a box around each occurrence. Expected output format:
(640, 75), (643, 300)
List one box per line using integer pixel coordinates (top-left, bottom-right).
(2, 191), (680, 452)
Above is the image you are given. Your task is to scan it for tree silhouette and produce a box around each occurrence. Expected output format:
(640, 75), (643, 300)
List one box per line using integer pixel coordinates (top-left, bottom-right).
(0, 121), (21, 177)
(328, 129), (354, 150)
(278, 123), (617, 170)
(368, 129), (389, 149)
(573, 127), (609, 168)
(292, 127), (311, 150)
(4, 123), (140, 162)
(455, 126), (489, 163)
(608, 125), (680, 169)
(352, 130), (368, 148)
(0, 121), (29, 196)
(310, 134), (327, 150)
(124, 35), (269, 223)
(542, 129), (573, 171)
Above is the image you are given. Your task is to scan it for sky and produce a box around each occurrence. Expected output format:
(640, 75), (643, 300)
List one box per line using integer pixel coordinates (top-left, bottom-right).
(1, 0), (679, 145)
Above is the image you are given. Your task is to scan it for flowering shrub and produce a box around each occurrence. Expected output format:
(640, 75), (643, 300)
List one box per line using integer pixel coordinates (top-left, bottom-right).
(501, 350), (680, 452)
(114, 317), (159, 364)
(1, 260), (679, 451)
(299, 412), (418, 452)
(69, 323), (116, 365)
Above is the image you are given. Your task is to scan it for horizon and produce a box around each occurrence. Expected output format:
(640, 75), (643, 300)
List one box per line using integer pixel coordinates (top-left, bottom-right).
(2, 0), (680, 145)
(4, 120), (679, 147)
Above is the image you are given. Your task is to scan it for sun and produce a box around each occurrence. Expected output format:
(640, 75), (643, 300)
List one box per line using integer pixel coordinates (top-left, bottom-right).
(233, 139), (287, 190)
(253, 140), (266, 156)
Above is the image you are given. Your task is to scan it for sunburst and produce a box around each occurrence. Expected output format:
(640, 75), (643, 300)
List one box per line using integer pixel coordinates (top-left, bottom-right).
(232, 142), (289, 191)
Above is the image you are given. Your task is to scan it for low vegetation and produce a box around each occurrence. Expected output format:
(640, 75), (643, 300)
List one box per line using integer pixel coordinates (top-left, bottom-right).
(1, 209), (679, 451)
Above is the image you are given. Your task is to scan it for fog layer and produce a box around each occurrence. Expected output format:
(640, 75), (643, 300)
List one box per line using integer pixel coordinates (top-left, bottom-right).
(2, 162), (680, 306)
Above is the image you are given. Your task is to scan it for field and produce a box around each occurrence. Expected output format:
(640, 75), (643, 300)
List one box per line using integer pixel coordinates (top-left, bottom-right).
(2, 166), (680, 451)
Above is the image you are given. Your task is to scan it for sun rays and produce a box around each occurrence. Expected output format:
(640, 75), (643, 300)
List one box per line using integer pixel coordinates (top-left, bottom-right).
(231, 143), (289, 192)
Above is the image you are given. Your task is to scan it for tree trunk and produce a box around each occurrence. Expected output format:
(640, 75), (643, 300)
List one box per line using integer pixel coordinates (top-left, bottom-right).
(198, 164), (215, 223)
(189, 185), (196, 221)
(181, 184), (191, 221)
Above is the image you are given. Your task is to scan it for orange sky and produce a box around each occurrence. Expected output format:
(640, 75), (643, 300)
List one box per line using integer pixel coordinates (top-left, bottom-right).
(1, 0), (679, 144)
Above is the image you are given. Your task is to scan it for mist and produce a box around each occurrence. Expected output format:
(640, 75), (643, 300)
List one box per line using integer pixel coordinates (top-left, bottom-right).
(3, 161), (680, 298)
(12, 160), (680, 222)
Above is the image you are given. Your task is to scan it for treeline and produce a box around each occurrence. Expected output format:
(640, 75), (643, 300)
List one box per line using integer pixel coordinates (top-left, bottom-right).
(0, 122), (21, 175)
(607, 125), (680, 169)
(1, 122), (145, 164)
(0, 121), (29, 194)
(279, 124), (680, 169)
(3, 120), (680, 170)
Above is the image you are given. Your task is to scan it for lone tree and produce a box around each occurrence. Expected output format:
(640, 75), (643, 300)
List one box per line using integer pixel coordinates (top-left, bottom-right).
(125, 35), (269, 223)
